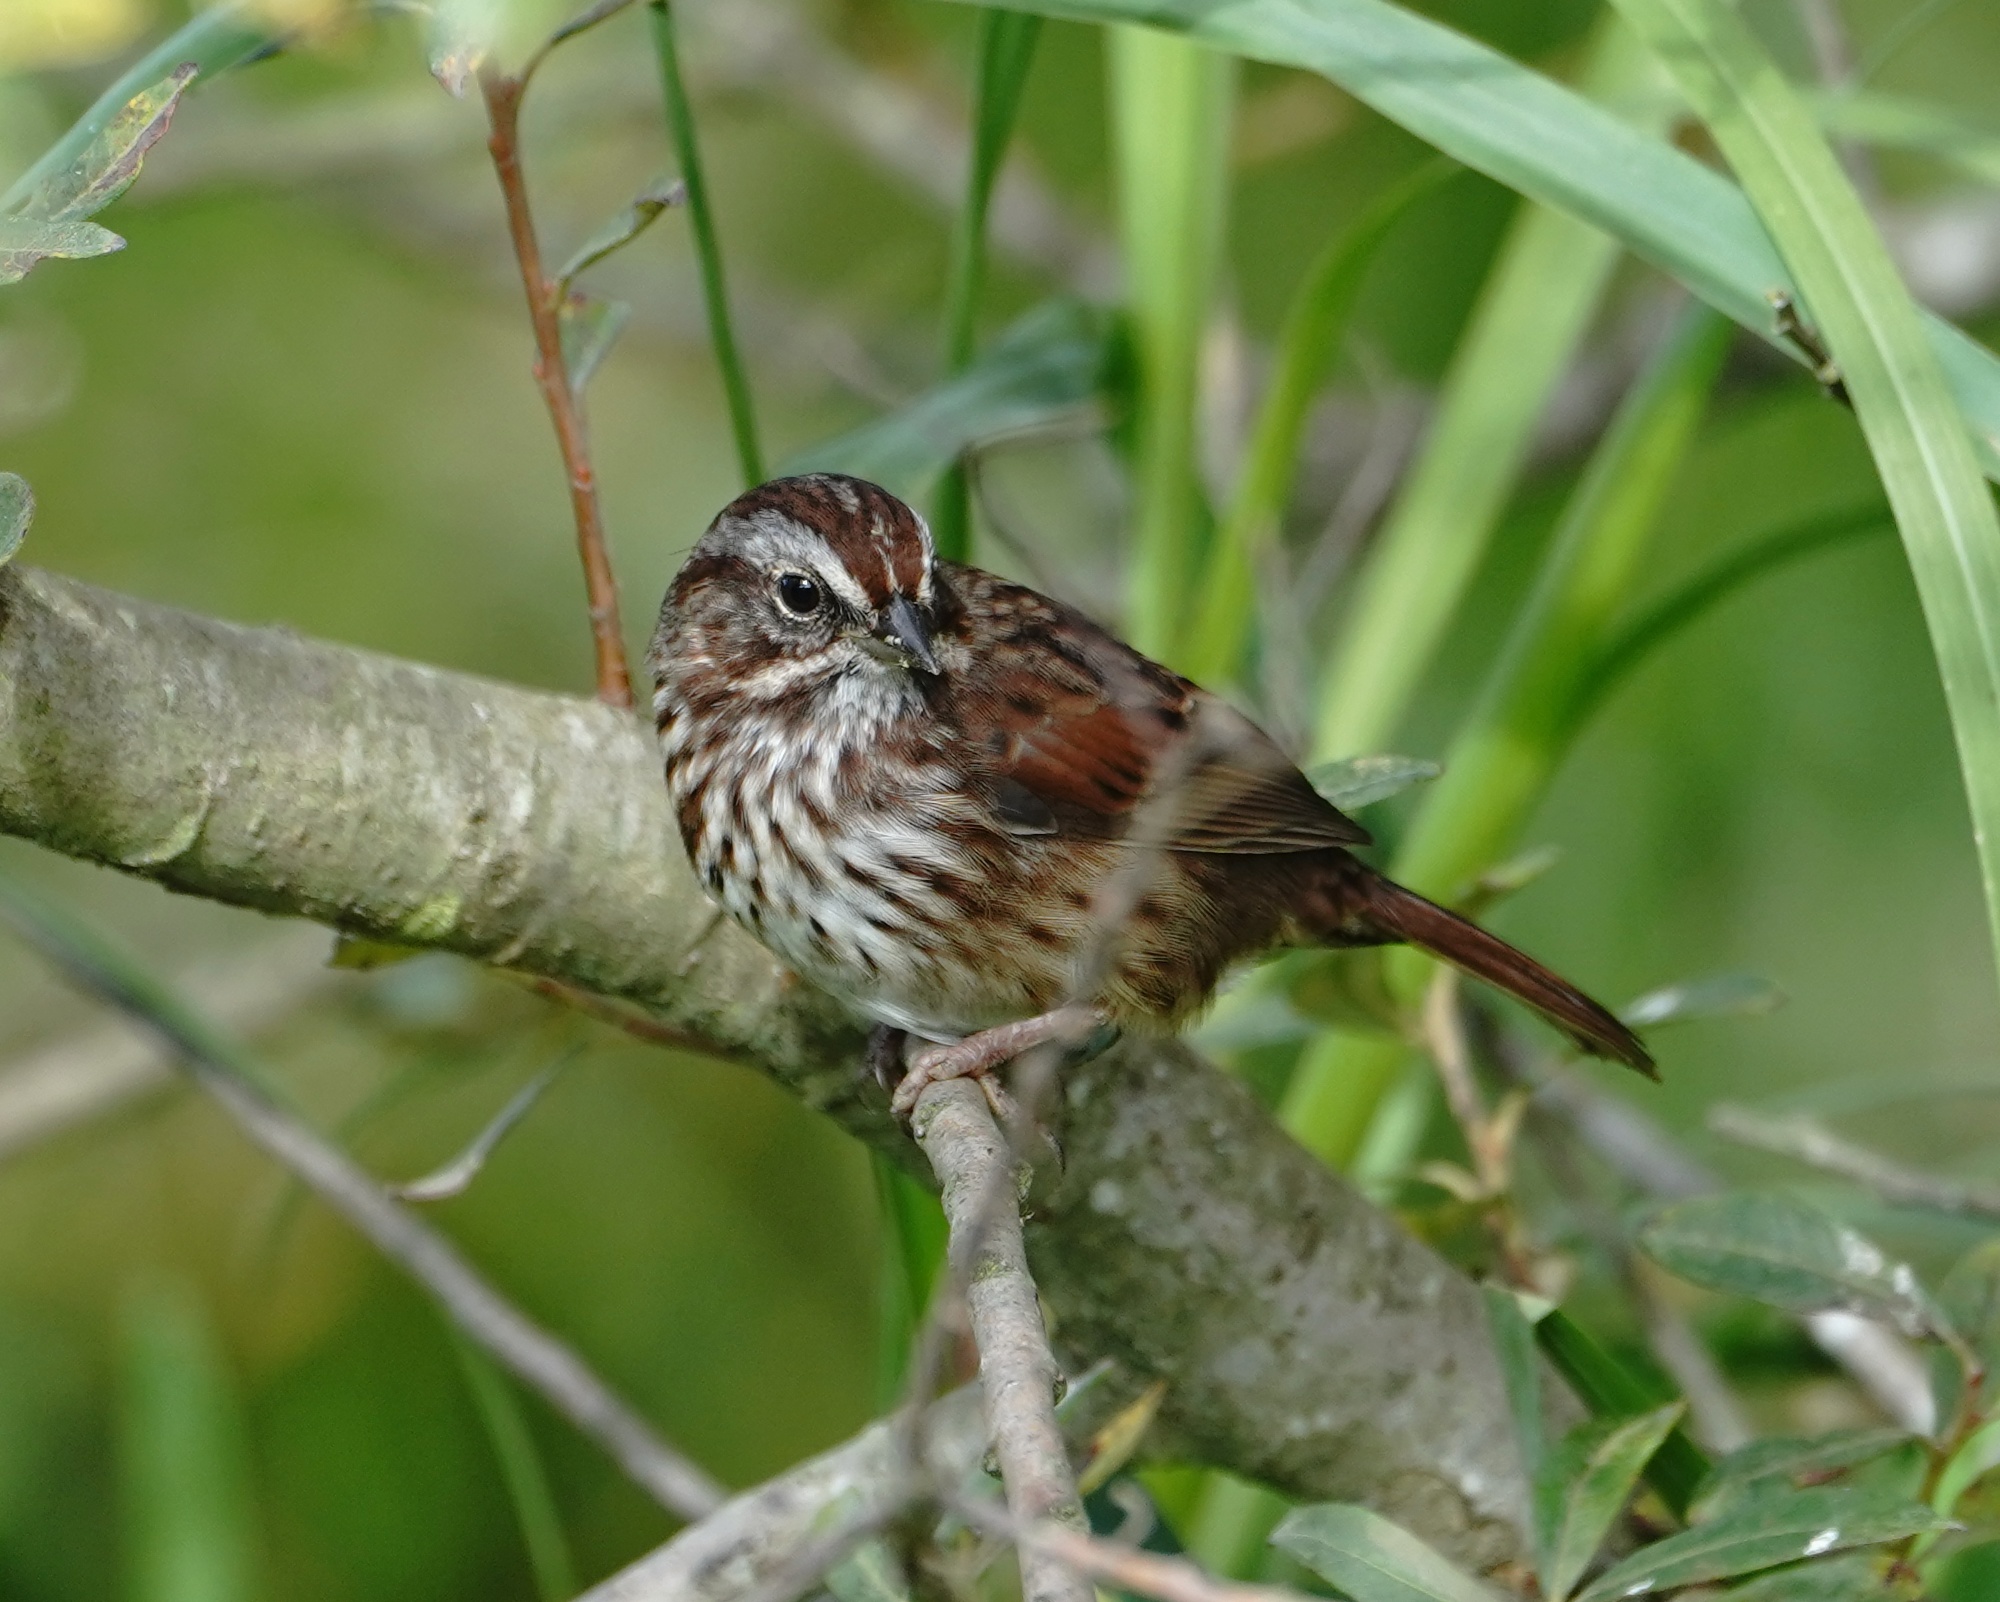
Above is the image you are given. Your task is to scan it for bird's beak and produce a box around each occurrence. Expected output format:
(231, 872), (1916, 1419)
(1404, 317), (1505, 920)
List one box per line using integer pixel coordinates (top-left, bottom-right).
(869, 595), (941, 676)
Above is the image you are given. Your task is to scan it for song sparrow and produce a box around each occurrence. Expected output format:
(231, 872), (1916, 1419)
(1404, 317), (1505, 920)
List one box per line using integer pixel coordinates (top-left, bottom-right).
(648, 474), (1652, 1118)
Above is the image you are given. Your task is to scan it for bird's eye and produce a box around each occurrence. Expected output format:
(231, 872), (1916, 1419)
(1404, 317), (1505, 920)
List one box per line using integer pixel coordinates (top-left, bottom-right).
(776, 572), (822, 616)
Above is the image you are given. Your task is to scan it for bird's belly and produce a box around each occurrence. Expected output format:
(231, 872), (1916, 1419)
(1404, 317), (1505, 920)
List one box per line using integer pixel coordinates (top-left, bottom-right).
(676, 766), (1070, 1041)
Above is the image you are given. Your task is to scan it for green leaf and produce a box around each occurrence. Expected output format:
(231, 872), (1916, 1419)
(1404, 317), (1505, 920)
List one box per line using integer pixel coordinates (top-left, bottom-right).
(1304, 755), (1442, 812)
(0, 217), (123, 285)
(957, 0), (2000, 485)
(1581, 505), (1891, 719)
(1719, 1553), (1889, 1601)
(448, 1329), (576, 1602)
(555, 179), (684, 288)
(1815, 90), (2000, 188)
(1282, 305), (1731, 1167)
(1483, 1285), (1546, 1528)
(1691, 1430), (1914, 1524)
(1538, 1404), (1686, 1602)
(20, 65), (195, 227)
(1638, 1192), (1953, 1342)
(117, 1281), (258, 1602)
(1930, 1415), (2000, 1531)
(1619, 972), (1786, 1030)
(1, 4), (275, 219)
(1575, 1487), (1949, 1601)
(557, 293), (630, 396)
(1271, 1503), (1503, 1602)
(825, 1540), (913, 1602)
(1311, 13), (1656, 762)
(0, 473), (32, 567)
(1607, 0), (2000, 1072)
(1933, 1239), (2000, 1422)
(782, 300), (1117, 500)
(427, 0), (498, 96)
(1535, 1309), (1709, 1519)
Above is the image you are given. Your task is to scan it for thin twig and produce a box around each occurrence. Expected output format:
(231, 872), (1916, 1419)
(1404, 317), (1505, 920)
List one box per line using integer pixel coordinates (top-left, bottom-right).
(0, 923), (333, 1164)
(0, 880), (723, 1520)
(188, 1060), (725, 1516)
(1710, 1103), (2000, 1221)
(479, 68), (633, 708)
(912, 1080), (1089, 1602)
(1423, 971), (1499, 1192)
(954, 1497), (1306, 1602)
(510, 971), (740, 1061)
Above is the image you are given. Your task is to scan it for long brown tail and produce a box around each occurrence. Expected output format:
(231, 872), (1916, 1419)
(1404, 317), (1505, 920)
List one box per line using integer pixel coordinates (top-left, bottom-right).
(1351, 870), (1656, 1078)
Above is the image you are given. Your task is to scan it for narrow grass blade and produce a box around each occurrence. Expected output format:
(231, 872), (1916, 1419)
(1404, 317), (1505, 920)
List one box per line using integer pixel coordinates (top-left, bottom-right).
(1484, 1286), (1546, 1520)
(118, 1281), (259, 1602)
(1181, 157), (1459, 687)
(1312, 12), (1659, 761)
(871, 1154), (947, 1405)
(1580, 503), (1890, 718)
(649, 0), (763, 487)
(1536, 1309), (1708, 1519)
(2, 2), (275, 217)
(450, 1326), (578, 1602)
(951, 0), (2000, 483)
(1815, 90), (2000, 188)
(1281, 307), (1733, 1168)
(932, 10), (1045, 561)
(1607, 0), (2000, 994)
(1109, 26), (1233, 658)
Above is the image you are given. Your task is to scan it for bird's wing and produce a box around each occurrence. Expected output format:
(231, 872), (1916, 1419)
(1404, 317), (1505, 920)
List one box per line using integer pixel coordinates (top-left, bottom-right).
(952, 575), (1370, 854)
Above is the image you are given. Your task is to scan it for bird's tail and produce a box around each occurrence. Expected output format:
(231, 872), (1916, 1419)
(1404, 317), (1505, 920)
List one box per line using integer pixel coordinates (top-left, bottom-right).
(1344, 868), (1655, 1078)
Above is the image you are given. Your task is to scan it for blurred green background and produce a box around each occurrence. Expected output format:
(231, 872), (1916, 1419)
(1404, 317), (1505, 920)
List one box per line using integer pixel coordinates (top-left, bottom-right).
(4, 0), (2000, 1596)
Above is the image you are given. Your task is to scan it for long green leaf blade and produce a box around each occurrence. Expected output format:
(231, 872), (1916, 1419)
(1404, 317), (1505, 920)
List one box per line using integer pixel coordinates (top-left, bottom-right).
(1610, 0), (2000, 1009)
(1110, 26), (1233, 659)
(650, 0), (763, 487)
(932, 9), (1045, 561)
(1574, 1487), (1948, 1602)
(1281, 307), (1731, 1166)
(118, 1282), (259, 1602)
(1271, 1503), (1504, 1602)
(949, 0), (2000, 481)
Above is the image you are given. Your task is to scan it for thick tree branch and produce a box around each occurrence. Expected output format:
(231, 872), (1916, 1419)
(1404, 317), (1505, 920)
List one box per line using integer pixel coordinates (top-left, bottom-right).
(0, 563), (1542, 1569)
(581, 1386), (985, 1602)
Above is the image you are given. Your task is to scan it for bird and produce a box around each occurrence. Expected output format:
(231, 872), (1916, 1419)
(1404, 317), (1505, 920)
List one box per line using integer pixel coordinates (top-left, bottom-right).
(646, 473), (1653, 1119)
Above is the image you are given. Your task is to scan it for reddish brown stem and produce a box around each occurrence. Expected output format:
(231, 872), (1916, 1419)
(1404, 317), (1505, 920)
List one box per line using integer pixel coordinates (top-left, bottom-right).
(479, 69), (634, 710)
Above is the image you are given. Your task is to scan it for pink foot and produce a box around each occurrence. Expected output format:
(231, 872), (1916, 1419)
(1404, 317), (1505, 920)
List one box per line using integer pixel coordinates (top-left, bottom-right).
(890, 1005), (1103, 1123)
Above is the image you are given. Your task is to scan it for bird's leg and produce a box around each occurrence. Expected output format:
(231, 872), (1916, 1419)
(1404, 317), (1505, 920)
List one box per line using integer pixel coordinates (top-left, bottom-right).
(890, 1003), (1104, 1123)
(865, 1023), (910, 1094)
